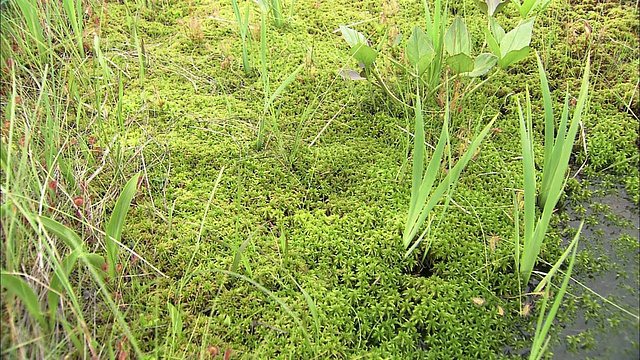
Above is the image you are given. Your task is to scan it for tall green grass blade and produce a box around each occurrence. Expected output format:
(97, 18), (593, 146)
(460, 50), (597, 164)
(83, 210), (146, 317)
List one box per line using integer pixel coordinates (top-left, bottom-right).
(62, 0), (84, 56)
(536, 52), (554, 183)
(168, 302), (183, 344)
(517, 90), (539, 285)
(268, 63), (304, 105)
(405, 95), (448, 247)
(513, 191), (521, 277)
(1, 273), (48, 331)
(290, 275), (320, 341)
(14, 0), (46, 62)
(518, 55), (590, 285)
(539, 56), (590, 209)
(405, 113), (496, 253)
(105, 173), (141, 280)
(529, 225), (580, 360)
(47, 251), (79, 329)
(231, 224), (263, 277)
(232, 0), (251, 76)
(404, 82), (497, 254)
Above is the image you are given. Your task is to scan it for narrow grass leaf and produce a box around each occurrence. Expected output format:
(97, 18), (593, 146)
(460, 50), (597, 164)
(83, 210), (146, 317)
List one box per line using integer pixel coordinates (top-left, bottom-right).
(530, 229), (580, 359)
(1, 273), (48, 331)
(290, 275), (320, 341)
(536, 52), (555, 177)
(105, 173), (141, 280)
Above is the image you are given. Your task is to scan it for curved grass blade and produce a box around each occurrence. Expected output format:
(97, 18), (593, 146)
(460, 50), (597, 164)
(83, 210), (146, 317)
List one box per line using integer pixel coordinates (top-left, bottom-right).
(105, 173), (141, 280)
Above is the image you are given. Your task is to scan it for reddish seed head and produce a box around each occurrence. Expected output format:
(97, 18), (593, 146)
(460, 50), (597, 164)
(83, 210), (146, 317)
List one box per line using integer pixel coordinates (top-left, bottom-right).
(48, 180), (58, 190)
(223, 349), (232, 360)
(6, 58), (13, 69)
(207, 345), (220, 358)
(73, 196), (84, 207)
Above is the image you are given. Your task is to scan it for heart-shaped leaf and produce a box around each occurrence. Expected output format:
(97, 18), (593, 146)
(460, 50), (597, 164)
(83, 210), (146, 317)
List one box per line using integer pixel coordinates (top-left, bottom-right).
(406, 26), (435, 75)
(468, 53), (498, 77)
(490, 17), (506, 43)
(446, 53), (474, 74)
(351, 44), (378, 68)
(340, 26), (368, 48)
(445, 17), (472, 56)
(500, 18), (535, 57)
(498, 46), (530, 68)
(485, 29), (501, 58)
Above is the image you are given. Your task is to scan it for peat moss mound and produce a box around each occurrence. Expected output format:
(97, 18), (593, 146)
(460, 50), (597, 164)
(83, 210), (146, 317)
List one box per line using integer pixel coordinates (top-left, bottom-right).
(91, 0), (638, 358)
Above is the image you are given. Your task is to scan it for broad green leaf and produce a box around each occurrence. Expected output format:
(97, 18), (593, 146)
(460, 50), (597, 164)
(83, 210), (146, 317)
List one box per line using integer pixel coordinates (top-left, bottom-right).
(445, 17), (472, 56)
(485, 29), (501, 59)
(340, 26), (368, 48)
(498, 46), (530, 68)
(406, 26), (435, 75)
(468, 53), (498, 77)
(490, 17), (506, 43)
(105, 173), (140, 279)
(351, 44), (378, 68)
(446, 53), (474, 74)
(1, 273), (47, 330)
(500, 18), (535, 56)
(39, 216), (83, 251)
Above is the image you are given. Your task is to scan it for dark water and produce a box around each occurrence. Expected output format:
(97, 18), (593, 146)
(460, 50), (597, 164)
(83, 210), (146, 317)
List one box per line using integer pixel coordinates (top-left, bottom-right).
(553, 185), (640, 359)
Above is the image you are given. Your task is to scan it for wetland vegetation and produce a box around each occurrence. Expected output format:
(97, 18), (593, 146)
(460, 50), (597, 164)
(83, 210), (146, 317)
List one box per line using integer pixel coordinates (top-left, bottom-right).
(1, 0), (638, 358)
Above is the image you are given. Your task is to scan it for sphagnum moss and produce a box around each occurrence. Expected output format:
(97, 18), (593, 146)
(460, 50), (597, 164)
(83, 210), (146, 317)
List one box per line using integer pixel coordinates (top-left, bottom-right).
(2, 0), (637, 358)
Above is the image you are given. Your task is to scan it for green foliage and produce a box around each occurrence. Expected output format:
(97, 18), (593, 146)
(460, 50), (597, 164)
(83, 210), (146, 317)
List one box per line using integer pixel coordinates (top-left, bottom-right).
(2, 0), (637, 358)
(0, 273), (48, 331)
(106, 173), (141, 280)
(486, 17), (535, 69)
(231, 0), (252, 76)
(338, 0), (534, 104)
(516, 54), (591, 285)
(406, 26), (435, 76)
(339, 25), (378, 69)
(529, 222), (582, 360)
(403, 83), (497, 256)
(511, 0), (551, 18)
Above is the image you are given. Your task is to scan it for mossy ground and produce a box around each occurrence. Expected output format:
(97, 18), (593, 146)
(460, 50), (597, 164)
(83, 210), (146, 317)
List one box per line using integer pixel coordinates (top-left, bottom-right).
(3, 0), (637, 358)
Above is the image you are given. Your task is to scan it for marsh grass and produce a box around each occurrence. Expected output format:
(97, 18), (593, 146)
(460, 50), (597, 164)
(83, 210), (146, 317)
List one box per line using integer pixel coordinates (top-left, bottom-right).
(255, 5), (304, 150)
(517, 53), (591, 285)
(403, 80), (496, 257)
(0, 0), (157, 357)
(527, 221), (582, 360)
(231, 0), (252, 77)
